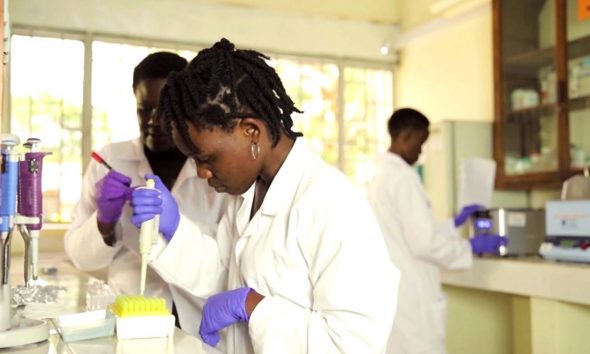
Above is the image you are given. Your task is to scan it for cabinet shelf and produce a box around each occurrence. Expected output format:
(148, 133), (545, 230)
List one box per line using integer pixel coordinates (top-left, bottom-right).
(503, 34), (590, 75)
(506, 103), (557, 117)
(504, 95), (589, 121)
(568, 34), (590, 60)
(569, 94), (590, 111)
(504, 47), (553, 75)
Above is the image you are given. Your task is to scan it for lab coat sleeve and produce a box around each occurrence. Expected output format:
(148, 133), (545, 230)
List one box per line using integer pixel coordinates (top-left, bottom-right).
(248, 188), (399, 353)
(64, 157), (122, 271)
(393, 174), (471, 270)
(148, 212), (228, 298)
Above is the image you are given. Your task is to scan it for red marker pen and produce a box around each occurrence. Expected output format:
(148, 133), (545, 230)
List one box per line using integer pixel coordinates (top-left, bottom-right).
(91, 151), (113, 171)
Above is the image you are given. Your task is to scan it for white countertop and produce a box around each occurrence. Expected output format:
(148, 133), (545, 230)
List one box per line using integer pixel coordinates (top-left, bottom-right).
(441, 256), (590, 306)
(1, 253), (223, 354)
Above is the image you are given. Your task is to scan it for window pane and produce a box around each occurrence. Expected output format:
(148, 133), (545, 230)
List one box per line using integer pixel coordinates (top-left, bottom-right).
(274, 58), (340, 166)
(275, 58), (393, 192)
(91, 42), (197, 150)
(342, 67), (392, 191)
(10, 35), (85, 222)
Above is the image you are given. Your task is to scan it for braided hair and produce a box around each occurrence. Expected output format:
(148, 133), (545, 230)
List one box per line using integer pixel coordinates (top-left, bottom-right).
(159, 38), (303, 151)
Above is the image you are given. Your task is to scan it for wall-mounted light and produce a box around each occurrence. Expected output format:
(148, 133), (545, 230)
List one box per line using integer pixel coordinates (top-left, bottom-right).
(379, 25), (400, 63)
(380, 42), (392, 56)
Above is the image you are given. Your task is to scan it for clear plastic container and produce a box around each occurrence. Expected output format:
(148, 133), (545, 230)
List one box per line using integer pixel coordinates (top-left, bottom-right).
(85, 280), (116, 311)
(57, 309), (115, 342)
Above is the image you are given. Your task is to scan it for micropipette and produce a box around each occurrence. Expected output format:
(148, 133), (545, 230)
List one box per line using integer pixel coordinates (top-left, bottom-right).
(138, 178), (159, 296)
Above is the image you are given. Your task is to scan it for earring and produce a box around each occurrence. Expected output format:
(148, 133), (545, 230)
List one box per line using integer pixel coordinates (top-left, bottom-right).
(250, 142), (260, 160)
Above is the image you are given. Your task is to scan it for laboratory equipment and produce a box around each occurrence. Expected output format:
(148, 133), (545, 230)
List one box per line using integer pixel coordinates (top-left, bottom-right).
(85, 280), (116, 311)
(0, 134), (49, 348)
(112, 295), (174, 340)
(138, 178), (159, 296)
(539, 170), (590, 263)
(539, 200), (590, 263)
(17, 138), (51, 285)
(1, 134), (20, 332)
(470, 208), (545, 256)
(561, 168), (590, 200)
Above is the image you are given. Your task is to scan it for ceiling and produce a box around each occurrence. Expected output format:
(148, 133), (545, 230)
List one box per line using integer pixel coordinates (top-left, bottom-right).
(195, 0), (402, 25)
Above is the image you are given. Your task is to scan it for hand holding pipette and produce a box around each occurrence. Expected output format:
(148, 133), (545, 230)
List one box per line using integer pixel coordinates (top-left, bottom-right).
(131, 174), (180, 241)
(137, 178), (159, 295)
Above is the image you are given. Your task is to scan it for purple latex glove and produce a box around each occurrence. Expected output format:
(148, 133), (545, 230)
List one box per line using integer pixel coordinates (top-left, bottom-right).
(95, 170), (132, 224)
(199, 287), (251, 347)
(470, 234), (507, 254)
(454, 204), (484, 227)
(130, 174), (179, 241)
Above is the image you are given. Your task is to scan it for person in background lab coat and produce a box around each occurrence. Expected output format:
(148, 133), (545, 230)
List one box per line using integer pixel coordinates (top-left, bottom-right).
(368, 108), (505, 354)
(64, 52), (228, 334)
(130, 38), (399, 354)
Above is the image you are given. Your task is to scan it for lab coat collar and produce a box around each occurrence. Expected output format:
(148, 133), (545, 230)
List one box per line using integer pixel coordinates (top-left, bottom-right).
(116, 138), (198, 190)
(257, 138), (308, 216)
(385, 151), (411, 168)
(118, 138), (144, 162)
(235, 183), (256, 235)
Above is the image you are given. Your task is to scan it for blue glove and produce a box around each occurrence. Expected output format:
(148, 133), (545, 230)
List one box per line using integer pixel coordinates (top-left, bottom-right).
(130, 174), (180, 241)
(470, 234), (507, 254)
(95, 170), (132, 224)
(199, 287), (251, 347)
(454, 204), (484, 227)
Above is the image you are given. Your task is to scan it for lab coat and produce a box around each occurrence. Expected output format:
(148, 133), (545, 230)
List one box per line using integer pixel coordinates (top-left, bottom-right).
(368, 152), (472, 354)
(148, 139), (400, 354)
(64, 138), (228, 336)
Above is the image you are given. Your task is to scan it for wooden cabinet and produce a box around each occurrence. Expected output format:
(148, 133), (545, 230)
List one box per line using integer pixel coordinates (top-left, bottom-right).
(493, 0), (590, 189)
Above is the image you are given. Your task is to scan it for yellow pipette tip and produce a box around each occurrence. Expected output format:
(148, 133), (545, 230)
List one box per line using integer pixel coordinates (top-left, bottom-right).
(111, 296), (170, 317)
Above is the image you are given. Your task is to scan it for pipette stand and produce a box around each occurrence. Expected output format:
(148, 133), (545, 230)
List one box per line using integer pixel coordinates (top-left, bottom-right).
(17, 138), (51, 286)
(0, 134), (49, 348)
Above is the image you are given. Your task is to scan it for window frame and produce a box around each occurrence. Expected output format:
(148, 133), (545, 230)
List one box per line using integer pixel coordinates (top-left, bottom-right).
(5, 26), (395, 223)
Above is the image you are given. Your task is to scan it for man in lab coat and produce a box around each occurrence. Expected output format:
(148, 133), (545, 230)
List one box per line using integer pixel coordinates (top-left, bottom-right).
(368, 108), (504, 354)
(64, 52), (229, 335)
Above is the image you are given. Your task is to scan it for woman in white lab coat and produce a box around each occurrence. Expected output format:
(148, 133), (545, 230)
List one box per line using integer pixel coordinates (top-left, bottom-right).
(368, 108), (504, 354)
(130, 38), (399, 354)
(64, 52), (228, 335)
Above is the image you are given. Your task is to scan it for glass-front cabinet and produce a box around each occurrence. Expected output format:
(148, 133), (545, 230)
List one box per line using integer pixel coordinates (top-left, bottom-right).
(493, 0), (590, 188)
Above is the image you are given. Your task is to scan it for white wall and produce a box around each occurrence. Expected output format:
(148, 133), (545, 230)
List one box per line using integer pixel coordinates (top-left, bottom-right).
(394, 5), (493, 123)
(10, 0), (399, 63)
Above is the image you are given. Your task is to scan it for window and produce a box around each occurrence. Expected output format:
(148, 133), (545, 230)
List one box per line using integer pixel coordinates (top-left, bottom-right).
(341, 67), (393, 190)
(10, 35), (85, 222)
(274, 57), (393, 190)
(9, 35), (198, 223)
(8, 32), (393, 223)
(91, 41), (197, 150)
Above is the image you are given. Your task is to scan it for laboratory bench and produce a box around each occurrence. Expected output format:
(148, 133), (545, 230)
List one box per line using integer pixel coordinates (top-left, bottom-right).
(441, 256), (590, 354)
(1, 253), (222, 354)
